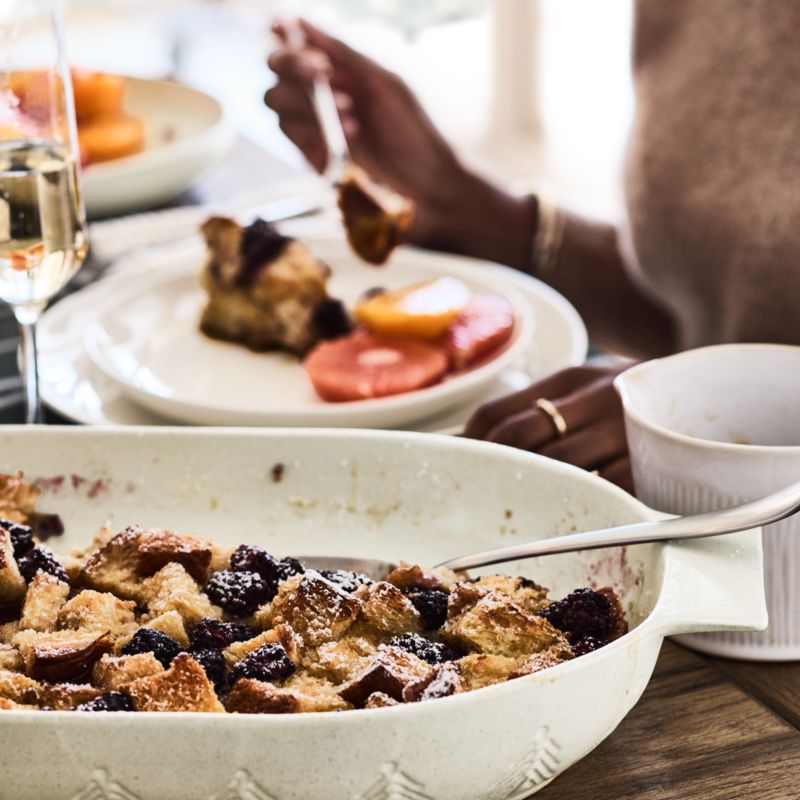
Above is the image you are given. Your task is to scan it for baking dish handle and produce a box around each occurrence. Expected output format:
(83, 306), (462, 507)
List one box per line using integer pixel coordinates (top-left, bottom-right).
(652, 528), (767, 636)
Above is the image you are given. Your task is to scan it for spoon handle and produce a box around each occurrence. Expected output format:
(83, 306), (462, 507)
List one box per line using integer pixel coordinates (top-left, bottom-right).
(437, 480), (800, 573)
(285, 21), (350, 183)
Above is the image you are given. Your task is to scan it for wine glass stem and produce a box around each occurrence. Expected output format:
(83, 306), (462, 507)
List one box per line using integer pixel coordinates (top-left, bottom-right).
(16, 314), (42, 425)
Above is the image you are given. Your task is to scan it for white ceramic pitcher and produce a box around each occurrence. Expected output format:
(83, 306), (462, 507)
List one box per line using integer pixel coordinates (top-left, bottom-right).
(616, 343), (800, 661)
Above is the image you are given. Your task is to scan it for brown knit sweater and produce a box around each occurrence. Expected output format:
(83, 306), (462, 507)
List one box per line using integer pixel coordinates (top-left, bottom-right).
(625, 0), (800, 347)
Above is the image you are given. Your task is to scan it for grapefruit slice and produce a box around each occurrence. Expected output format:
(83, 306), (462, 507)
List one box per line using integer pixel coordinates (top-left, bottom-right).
(305, 329), (449, 402)
(354, 277), (472, 341)
(446, 294), (515, 370)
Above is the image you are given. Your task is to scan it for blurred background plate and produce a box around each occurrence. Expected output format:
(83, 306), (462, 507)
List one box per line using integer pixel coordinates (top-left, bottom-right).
(38, 235), (586, 428)
(81, 77), (235, 217)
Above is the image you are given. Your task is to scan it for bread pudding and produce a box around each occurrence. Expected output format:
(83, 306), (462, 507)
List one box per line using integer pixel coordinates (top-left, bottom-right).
(0, 474), (626, 714)
(336, 164), (414, 265)
(199, 216), (351, 356)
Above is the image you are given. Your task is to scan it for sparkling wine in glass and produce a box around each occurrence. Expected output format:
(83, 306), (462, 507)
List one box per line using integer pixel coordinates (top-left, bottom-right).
(0, 2), (88, 423)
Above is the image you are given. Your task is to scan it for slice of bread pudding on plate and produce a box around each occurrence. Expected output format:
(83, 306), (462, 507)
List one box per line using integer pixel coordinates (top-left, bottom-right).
(199, 216), (350, 356)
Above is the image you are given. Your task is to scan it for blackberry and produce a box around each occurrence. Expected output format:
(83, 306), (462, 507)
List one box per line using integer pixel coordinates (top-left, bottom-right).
(389, 633), (461, 665)
(190, 618), (256, 651)
(312, 298), (353, 341)
(318, 569), (373, 593)
(231, 643), (295, 683)
(188, 646), (227, 691)
(205, 570), (273, 617)
(77, 692), (132, 712)
(238, 218), (291, 286)
(230, 545), (282, 598)
(230, 543), (277, 575)
(276, 557), (305, 582)
(572, 636), (603, 657)
(17, 545), (69, 584)
(121, 628), (183, 668)
(403, 587), (449, 631)
(539, 588), (622, 645)
(0, 518), (34, 557)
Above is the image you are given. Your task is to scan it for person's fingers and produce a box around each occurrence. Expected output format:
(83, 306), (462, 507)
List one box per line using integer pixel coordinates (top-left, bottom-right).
(277, 119), (328, 173)
(473, 372), (621, 450)
(463, 367), (599, 439)
(480, 407), (560, 451)
(271, 19), (290, 42)
(264, 84), (314, 118)
(267, 46), (332, 84)
(598, 455), (634, 494)
(265, 83), (353, 119)
(537, 416), (628, 470)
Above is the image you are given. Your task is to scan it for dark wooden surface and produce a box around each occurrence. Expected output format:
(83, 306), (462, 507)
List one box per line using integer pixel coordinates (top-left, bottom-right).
(537, 642), (800, 798)
(3, 141), (799, 798)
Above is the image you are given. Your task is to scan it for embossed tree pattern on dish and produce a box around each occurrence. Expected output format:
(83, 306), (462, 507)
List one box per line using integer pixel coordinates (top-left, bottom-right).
(71, 768), (141, 800)
(356, 762), (434, 800)
(483, 727), (562, 800)
(211, 768), (277, 800)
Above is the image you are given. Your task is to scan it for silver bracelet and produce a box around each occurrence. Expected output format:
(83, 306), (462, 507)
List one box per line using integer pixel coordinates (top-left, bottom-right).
(528, 195), (566, 280)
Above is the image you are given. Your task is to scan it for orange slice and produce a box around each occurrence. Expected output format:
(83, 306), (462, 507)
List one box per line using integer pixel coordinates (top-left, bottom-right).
(354, 277), (472, 341)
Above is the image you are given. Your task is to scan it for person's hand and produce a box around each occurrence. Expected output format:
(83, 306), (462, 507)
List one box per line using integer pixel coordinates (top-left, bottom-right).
(463, 365), (633, 492)
(265, 19), (535, 267)
(266, 19), (467, 245)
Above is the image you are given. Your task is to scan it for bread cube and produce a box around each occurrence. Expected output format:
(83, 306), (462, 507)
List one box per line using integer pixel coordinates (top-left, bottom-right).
(355, 581), (421, 636)
(93, 652), (164, 691)
(338, 646), (433, 708)
(58, 590), (136, 641)
(142, 562), (220, 627)
(13, 629), (112, 682)
(443, 590), (568, 658)
(266, 572), (361, 646)
(127, 653), (223, 712)
(19, 572), (69, 632)
(0, 668), (39, 704)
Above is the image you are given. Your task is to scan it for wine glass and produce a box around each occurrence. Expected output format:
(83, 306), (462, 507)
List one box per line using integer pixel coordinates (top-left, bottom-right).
(0, 1), (88, 424)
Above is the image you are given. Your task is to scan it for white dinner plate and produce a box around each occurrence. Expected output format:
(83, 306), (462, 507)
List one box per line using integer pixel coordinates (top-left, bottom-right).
(82, 239), (535, 428)
(81, 77), (235, 217)
(39, 240), (587, 429)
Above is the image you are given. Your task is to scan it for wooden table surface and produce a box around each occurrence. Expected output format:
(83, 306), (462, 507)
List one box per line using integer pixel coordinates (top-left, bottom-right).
(537, 641), (800, 798)
(2, 141), (798, 798)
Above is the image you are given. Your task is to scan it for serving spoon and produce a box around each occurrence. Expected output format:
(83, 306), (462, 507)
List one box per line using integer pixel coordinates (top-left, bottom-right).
(302, 480), (800, 580)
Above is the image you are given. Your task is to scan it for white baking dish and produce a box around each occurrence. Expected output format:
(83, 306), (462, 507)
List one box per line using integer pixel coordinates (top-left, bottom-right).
(0, 427), (766, 800)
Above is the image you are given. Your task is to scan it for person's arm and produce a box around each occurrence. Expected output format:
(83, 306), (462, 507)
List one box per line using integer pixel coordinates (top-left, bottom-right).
(414, 177), (677, 359)
(266, 19), (677, 359)
(547, 213), (676, 358)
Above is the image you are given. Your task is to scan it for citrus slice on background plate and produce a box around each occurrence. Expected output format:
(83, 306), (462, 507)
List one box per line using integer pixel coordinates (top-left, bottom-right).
(446, 294), (515, 370)
(355, 277), (472, 341)
(304, 330), (449, 402)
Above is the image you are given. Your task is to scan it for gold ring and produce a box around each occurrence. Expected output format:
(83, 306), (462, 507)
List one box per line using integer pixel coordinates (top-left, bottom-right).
(535, 398), (568, 437)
